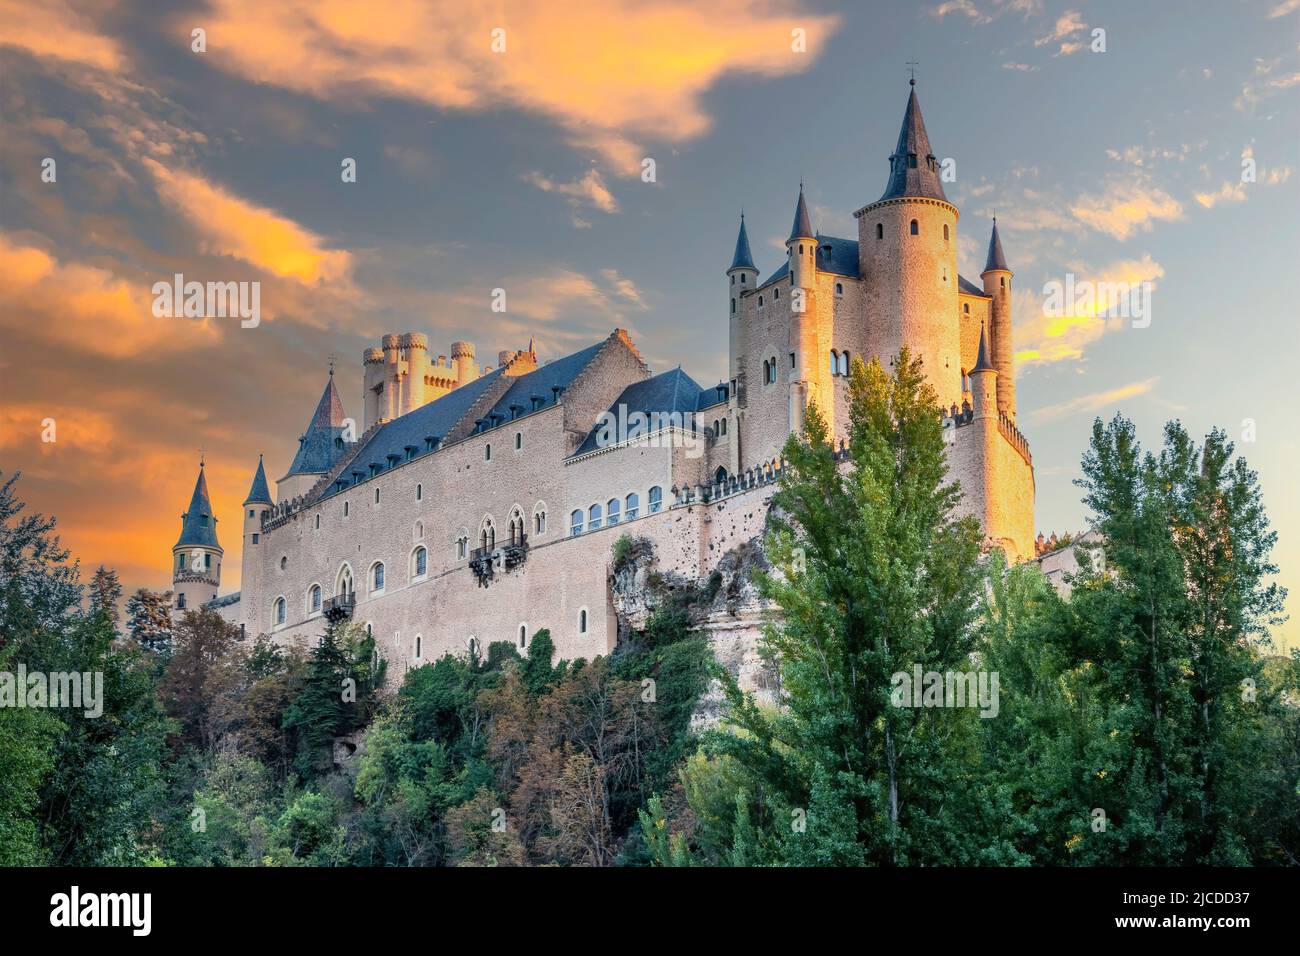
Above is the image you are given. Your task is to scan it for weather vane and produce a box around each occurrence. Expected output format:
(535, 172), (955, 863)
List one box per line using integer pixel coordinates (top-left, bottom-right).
(906, 59), (919, 85)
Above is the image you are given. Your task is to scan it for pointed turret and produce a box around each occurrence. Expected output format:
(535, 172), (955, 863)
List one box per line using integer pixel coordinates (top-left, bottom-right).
(788, 184), (814, 241)
(983, 217), (1010, 274)
(729, 213), (756, 271)
(242, 455), (272, 506)
(980, 217), (1016, 418)
(973, 321), (996, 374)
(176, 463), (220, 549)
(279, 375), (352, 498)
(878, 81), (948, 203)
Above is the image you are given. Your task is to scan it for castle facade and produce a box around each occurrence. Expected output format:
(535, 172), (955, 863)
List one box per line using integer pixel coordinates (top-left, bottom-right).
(170, 83), (1035, 675)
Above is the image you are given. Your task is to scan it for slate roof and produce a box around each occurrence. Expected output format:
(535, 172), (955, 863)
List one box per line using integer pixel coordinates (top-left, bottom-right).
(958, 274), (989, 297)
(760, 234), (860, 287)
(789, 186), (814, 240)
(984, 218), (1010, 273)
(175, 466), (220, 549)
(284, 376), (352, 479)
(243, 455), (272, 505)
(729, 215), (756, 271)
(321, 342), (608, 497)
(973, 322), (996, 373)
(697, 382), (730, 412)
(878, 84), (949, 203)
(572, 367), (706, 457)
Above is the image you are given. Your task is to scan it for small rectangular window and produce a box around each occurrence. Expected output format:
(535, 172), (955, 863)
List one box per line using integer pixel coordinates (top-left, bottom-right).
(251, 533), (259, 544)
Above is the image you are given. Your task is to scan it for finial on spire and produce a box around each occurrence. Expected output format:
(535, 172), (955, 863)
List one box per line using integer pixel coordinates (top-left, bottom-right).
(327, 352), (337, 377)
(906, 59), (918, 85)
(198, 448), (205, 468)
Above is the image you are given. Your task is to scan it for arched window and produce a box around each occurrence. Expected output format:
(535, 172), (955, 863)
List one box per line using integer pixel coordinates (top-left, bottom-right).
(337, 565), (354, 598)
(830, 350), (839, 375)
(773, 287), (780, 300)
(176, 593), (187, 610)
(758, 295), (764, 308)
(768, 357), (778, 384)
(374, 487), (381, 504)
(579, 609), (588, 634)
(588, 503), (602, 532)
(910, 219), (919, 235)
(720, 418), (727, 436)
(412, 546), (427, 579)
(963, 303), (969, 314)
(876, 223), (883, 239)
(416, 483), (423, 501)
(730, 298), (736, 314)
(280, 555), (288, 570)
(274, 597), (286, 625)
(456, 535), (469, 559)
(414, 634), (422, 659)
(309, 584), (322, 613)
(715, 466), (728, 485)
(648, 486), (662, 513)
(480, 517), (495, 551)
(626, 492), (639, 520)
(607, 497), (621, 525)
(519, 624), (527, 648)
(509, 508), (525, 543)
(534, 506), (547, 535)
(838, 351), (849, 376)
(343, 501), (350, 517)
(570, 509), (583, 536)
(484, 443), (491, 461)
(468, 637), (480, 658)
(835, 282), (843, 296)
(943, 224), (949, 240)
(371, 562), (385, 592)
(314, 514), (320, 530)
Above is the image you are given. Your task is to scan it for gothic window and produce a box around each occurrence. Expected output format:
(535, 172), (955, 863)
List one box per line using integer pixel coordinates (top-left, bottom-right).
(625, 492), (639, 520)
(337, 565), (353, 597)
(310, 584), (321, 613)
(371, 562), (385, 592)
(876, 223), (883, 240)
(570, 510), (583, 536)
(456, 535), (469, 559)
(607, 497), (621, 525)
(715, 466), (729, 485)
(588, 503), (602, 532)
(579, 609), (588, 634)
(648, 486), (662, 513)
(480, 518), (496, 551)
(274, 597), (286, 625)
(910, 220), (919, 235)
(412, 546), (427, 579)
(534, 505), (547, 535)
(830, 350), (839, 375)
(509, 508), (524, 543)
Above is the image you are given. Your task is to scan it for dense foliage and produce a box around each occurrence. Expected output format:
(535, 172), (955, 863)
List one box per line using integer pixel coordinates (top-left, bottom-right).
(0, 354), (1295, 865)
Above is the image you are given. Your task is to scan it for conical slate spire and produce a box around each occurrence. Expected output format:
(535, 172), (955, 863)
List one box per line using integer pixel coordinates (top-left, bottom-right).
(284, 376), (352, 477)
(243, 454), (272, 505)
(983, 217), (1010, 273)
(878, 83), (948, 203)
(729, 213), (756, 271)
(176, 463), (220, 549)
(788, 184), (814, 241)
(973, 322), (996, 374)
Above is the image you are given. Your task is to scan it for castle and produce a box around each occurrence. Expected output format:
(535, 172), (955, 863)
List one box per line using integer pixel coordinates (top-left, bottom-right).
(170, 82), (1036, 676)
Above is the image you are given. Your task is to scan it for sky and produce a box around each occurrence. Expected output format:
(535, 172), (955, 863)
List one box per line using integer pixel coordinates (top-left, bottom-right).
(1, 0), (1297, 651)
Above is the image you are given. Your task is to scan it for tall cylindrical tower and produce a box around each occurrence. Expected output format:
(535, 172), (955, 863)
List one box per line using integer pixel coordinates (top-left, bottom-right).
(980, 218), (1015, 419)
(172, 461), (223, 613)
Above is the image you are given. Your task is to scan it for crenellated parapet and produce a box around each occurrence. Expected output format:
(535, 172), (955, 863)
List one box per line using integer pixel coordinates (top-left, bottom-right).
(998, 410), (1032, 465)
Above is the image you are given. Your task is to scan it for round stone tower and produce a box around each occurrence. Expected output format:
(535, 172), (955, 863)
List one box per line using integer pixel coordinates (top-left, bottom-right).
(856, 80), (961, 409)
(726, 212), (759, 388)
(172, 461), (223, 613)
(451, 340), (476, 384)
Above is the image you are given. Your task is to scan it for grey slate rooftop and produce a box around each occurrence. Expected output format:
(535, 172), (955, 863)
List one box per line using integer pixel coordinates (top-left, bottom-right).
(175, 465), (220, 549)
(984, 218), (1010, 273)
(788, 185), (814, 240)
(284, 375), (352, 479)
(572, 367), (705, 457)
(877, 83), (949, 204)
(729, 214), (756, 271)
(243, 455), (272, 505)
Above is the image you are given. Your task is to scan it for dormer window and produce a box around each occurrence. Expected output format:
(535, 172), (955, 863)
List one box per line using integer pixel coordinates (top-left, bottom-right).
(908, 153), (917, 168)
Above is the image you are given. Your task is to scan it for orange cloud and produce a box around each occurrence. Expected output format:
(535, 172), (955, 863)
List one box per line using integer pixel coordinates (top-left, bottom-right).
(1028, 377), (1160, 424)
(0, 232), (219, 358)
(188, 0), (838, 173)
(1070, 182), (1184, 240)
(1015, 255), (1165, 368)
(142, 159), (353, 285)
(0, 0), (123, 71)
